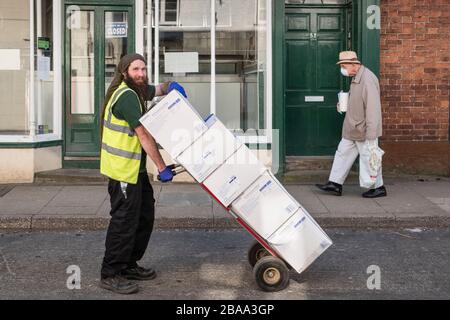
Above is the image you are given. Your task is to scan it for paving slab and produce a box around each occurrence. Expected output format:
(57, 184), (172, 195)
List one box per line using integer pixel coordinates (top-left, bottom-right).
(212, 201), (231, 219)
(0, 186), (62, 215)
(155, 205), (212, 219)
(285, 185), (330, 214)
(45, 186), (107, 208)
(316, 186), (388, 215)
(39, 206), (102, 216)
(159, 184), (205, 194)
(157, 192), (211, 207)
(152, 184), (162, 202)
(374, 184), (443, 214)
(425, 197), (450, 213)
(211, 202), (240, 228)
(0, 200), (52, 215)
(96, 199), (111, 217)
(1, 186), (62, 201)
(407, 181), (450, 198)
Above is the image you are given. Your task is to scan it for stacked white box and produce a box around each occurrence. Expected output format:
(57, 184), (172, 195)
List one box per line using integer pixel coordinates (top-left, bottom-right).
(175, 115), (242, 183)
(231, 171), (299, 239)
(267, 208), (333, 274)
(139, 91), (208, 158)
(140, 93), (333, 277)
(202, 145), (267, 207)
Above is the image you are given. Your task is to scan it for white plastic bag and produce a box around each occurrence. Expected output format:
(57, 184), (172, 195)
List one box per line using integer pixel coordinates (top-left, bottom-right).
(367, 140), (385, 183)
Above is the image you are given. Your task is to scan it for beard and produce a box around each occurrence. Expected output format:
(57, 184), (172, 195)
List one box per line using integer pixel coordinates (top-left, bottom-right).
(123, 73), (150, 105)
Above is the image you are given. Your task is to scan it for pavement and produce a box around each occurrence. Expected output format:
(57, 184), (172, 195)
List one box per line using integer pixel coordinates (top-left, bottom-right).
(1, 173), (450, 231)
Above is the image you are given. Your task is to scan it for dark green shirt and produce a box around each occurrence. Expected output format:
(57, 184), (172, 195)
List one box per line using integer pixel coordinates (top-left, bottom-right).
(112, 85), (156, 173)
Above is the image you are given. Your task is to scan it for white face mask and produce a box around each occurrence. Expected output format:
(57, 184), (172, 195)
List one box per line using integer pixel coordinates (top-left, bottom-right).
(340, 67), (350, 77)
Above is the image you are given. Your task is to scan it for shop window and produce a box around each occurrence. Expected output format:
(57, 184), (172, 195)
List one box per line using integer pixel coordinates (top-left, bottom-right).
(35, 0), (54, 134)
(160, 0), (179, 25)
(143, 0), (270, 132)
(285, 0), (350, 4)
(215, 0), (265, 131)
(0, 0), (31, 135)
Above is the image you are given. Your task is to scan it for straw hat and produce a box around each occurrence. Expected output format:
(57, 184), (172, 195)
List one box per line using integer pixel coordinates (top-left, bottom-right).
(336, 51), (361, 65)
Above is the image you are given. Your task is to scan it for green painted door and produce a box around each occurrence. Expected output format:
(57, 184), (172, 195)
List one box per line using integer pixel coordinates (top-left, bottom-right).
(285, 7), (348, 156)
(64, 4), (134, 166)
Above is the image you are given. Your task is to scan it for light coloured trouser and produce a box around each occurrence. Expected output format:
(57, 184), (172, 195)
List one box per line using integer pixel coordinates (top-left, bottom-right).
(329, 138), (384, 189)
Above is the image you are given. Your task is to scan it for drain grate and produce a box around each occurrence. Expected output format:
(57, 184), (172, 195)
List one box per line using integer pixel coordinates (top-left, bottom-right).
(0, 185), (14, 198)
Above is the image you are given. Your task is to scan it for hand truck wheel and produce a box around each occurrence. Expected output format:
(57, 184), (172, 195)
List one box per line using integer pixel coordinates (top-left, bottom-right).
(253, 256), (290, 292)
(248, 240), (271, 267)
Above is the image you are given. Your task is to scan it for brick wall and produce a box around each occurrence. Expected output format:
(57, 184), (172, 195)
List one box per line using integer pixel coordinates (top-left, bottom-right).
(380, 0), (450, 142)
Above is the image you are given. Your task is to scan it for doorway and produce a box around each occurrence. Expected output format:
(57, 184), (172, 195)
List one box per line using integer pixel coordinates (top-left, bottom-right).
(284, 3), (351, 156)
(64, 3), (135, 167)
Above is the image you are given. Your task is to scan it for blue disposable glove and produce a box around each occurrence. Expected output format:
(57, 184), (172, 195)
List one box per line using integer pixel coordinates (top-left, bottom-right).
(168, 81), (187, 98)
(158, 166), (174, 183)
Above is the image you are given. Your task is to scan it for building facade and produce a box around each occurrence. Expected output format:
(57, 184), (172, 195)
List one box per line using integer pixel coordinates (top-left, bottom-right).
(0, 0), (448, 183)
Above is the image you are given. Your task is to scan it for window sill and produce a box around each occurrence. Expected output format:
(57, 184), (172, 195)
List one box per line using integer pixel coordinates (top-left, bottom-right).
(0, 134), (62, 149)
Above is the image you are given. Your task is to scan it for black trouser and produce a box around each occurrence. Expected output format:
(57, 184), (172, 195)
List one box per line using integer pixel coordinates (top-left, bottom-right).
(101, 172), (155, 279)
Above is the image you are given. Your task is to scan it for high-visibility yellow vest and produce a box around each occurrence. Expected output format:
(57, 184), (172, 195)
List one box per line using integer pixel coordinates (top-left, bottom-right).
(100, 82), (143, 184)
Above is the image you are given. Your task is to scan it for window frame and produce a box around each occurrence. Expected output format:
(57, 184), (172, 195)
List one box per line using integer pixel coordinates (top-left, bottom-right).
(0, 0), (62, 143)
(139, 0), (273, 144)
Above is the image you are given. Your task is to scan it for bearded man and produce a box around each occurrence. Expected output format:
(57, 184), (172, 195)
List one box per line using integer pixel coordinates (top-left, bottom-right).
(99, 53), (186, 294)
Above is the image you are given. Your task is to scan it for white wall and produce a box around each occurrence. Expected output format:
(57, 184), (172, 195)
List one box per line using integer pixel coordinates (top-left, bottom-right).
(34, 146), (62, 173)
(0, 146), (62, 183)
(0, 149), (34, 183)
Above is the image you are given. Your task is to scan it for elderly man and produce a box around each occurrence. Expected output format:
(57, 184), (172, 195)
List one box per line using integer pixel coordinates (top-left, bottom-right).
(316, 51), (387, 198)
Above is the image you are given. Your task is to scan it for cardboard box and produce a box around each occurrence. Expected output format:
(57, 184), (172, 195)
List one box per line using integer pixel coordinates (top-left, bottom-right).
(139, 91), (208, 158)
(202, 145), (267, 207)
(267, 208), (333, 274)
(231, 171), (299, 239)
(175, 115), (242, 183)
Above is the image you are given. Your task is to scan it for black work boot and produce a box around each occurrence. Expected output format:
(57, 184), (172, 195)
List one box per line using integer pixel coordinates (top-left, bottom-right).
(362, 186), (387, 198)
(315, 181), (343, 196)
(99, 275), (139, 294)
(122, 266), (157, 281)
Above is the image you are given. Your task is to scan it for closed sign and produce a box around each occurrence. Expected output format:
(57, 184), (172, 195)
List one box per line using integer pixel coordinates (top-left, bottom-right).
(106, 23), (127, 38)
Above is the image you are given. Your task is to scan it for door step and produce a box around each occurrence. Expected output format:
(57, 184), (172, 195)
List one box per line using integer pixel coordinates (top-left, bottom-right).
(283, 156), (359, 184)
(34, 169), (108, 185)
(281, 169), (359, 184)
(64, 157), (100, 161)
(285, 156), (335, 171)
